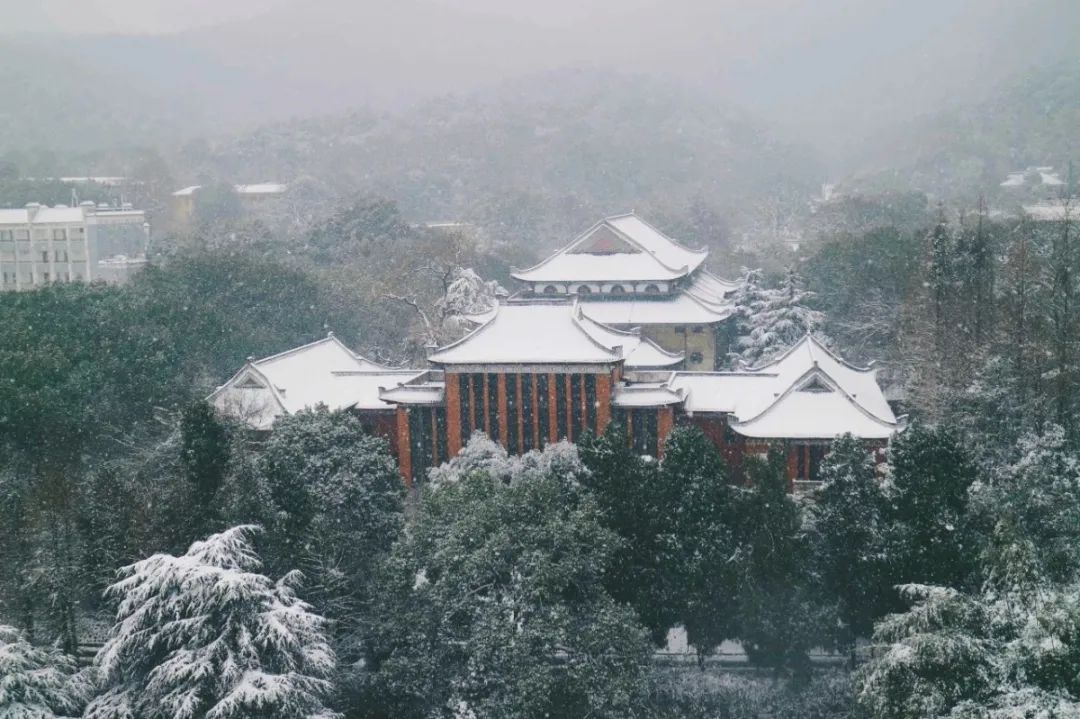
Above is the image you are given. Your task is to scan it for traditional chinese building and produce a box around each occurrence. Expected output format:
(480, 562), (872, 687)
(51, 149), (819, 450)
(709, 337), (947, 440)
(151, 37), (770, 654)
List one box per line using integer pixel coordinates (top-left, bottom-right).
(211, 214), (901, 488)
(511, 213), (737, 370)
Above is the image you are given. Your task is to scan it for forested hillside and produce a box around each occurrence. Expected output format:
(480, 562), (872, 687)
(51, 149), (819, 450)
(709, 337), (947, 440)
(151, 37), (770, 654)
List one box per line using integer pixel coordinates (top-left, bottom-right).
(850, 61), (1080, 200)
(171, 71), (822, 253)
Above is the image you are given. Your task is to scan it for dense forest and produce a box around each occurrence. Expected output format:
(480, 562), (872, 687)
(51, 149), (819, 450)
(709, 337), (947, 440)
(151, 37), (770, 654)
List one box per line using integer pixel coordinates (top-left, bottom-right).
(2, 185), (1079, 716)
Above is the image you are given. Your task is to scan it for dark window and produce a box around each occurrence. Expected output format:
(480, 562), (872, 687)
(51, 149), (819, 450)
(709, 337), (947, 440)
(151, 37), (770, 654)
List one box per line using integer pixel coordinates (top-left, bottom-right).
(459, 374), (472, 439)
(506, 373), (519, 454)
(645, 410), (658, 456)
(690, 351), (704, 365)
(674, 326), (687, 335)
(630, 408), (658, 455)
(570, 375), (584, 440)
(520, 375), (533, 449)
(543, 285), (559, 294)
(471, 373), (485, 436)
(487, 374), (500, 443)
(723, 419), (738, 445)
(796, 445), (807, 480)
(435, 407), (448, 466)
(409, 408), (433, 485)
(609, 284), (626, 294)
(585, 375), (597, 433)
(809, 445), (827, 481)
(644, 284), (660, 294)
(555, 374), (568, 440)
(692, 325), (705, 334)
(536, 374), (549, 446)
(577, 285), (592, 295)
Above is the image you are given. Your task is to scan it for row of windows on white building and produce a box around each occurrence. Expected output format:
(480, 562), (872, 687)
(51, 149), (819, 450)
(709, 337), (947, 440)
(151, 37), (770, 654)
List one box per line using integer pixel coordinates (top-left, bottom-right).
(537, 282), (670, 296)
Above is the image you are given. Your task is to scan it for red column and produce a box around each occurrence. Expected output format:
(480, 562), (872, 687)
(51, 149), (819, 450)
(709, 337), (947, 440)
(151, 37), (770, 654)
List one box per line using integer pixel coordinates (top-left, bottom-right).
(445, 373), (462, 457)
(596, 373), (612, 434)
(396, 406), (412, 488)
(497, 374), (508, 449)
(481, 374), (491, 436)
(516, 374), (525, 453)
(657, 406), (674, 458)
(548, 373), (559, 444)
(565, 374), (574, 441)
(786, 444), (799, 492)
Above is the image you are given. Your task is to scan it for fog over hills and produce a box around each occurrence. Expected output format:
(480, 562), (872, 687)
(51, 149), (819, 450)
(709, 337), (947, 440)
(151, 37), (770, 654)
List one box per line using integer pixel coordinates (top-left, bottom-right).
(3, 0), (1078, 176)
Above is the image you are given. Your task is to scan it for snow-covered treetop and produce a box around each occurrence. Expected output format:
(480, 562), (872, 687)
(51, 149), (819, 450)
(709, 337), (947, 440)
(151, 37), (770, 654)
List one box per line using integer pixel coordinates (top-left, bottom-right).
(727, 266), (829, 368)
(427, 432), (587, 488)
(0, 624), (84, 719)
(86, 525), (340, 719)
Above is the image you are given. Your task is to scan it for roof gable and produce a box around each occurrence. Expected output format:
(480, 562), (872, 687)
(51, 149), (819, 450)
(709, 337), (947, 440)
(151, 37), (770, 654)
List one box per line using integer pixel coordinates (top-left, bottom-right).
(569, 224), (640, 255)
(664, 334), (899, 440)
(512, 213), (709, 284)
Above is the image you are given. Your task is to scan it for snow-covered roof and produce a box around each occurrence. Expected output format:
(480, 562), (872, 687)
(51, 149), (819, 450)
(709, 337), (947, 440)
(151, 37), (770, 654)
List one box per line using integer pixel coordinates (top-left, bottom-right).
(379, 380), (447, 406)
(58, 176), (126, 186)
(612, 381), (685, 407)
(1002, 167), (1066, 188)
(1024, 200), (1076, 222)
(209, 335), (409, 429)
(512, 213), (709, 284)
(576, 269), (736, 326)
(235, 183), (288, 196)
(427, 299), (683, 368)
(668, 372), (775, 414)
(665, 335), (899, 440)
(0, 206), (86, 225)
(172, 183), (288, 198)
(576, 312), (684, 368)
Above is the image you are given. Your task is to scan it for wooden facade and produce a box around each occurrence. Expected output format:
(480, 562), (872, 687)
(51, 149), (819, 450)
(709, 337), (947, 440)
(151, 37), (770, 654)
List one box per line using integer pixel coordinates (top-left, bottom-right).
(444, 369), (615, 457)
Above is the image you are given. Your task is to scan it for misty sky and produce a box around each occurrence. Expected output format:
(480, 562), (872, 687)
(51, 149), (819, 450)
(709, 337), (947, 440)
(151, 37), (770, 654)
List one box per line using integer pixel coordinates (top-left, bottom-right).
(0, 0), (291, 34)
(3, 0), (1076, 166)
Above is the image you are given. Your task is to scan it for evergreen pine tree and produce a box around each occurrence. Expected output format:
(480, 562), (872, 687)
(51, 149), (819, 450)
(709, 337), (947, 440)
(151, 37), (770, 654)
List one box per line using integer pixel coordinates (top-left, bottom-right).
(658, 426), (741, 658)
(577, 424), (674, 642)
(85, 526), (339, 719)
(255, 408), (405, 673)
(179, 401), (231, 536)
(977, 426), (1080, 586)
(0, 624), (85, 718)
(856, 585), (995, 719)
(809, 434), (889, 649)
(727, 267), (827, 367)
(736, 447), (828, 675)
(884, 422), (978, 591)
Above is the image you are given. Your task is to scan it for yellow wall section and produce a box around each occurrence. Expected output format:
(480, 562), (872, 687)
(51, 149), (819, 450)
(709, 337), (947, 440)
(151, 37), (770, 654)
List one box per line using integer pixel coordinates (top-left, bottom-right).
(642, 324), (717, 370)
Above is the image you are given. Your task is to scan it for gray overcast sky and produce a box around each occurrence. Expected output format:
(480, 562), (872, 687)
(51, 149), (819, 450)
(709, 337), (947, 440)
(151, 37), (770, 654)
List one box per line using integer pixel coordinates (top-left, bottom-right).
(0, 0), (293, 34)
(3, 0), (1075, 164)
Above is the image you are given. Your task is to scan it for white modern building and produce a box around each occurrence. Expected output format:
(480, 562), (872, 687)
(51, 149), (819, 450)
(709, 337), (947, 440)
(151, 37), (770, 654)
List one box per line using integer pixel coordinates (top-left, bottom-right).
(0, 201), (150, 291)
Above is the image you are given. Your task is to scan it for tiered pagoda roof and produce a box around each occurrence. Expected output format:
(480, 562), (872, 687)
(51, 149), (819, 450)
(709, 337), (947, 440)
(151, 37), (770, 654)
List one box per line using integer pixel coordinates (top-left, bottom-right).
(512, 213), (737, 326)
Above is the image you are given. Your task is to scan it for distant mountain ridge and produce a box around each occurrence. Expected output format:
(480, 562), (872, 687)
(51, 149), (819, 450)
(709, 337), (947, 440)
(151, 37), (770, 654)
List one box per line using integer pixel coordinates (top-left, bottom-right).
(175, 69), (822, 250)
(846, 60), (1080, 199)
